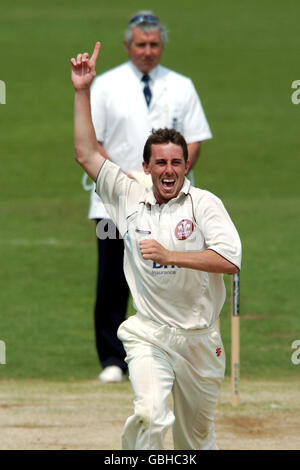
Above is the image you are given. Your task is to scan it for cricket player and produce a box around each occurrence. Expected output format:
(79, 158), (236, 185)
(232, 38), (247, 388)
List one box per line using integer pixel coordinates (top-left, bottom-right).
(71, 43), (242, 450)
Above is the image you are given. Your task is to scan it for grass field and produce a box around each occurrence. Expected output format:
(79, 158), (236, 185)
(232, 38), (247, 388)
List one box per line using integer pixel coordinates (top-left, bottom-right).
(0, 0), (299, 384)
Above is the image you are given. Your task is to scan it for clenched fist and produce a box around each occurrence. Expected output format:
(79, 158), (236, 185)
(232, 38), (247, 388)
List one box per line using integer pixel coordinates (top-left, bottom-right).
(139, 239), (173, 265)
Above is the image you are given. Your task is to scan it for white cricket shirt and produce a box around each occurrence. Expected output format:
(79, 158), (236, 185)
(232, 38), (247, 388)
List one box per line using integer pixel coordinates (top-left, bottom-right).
(96, 160), (242, 330)
(88, 61), (212, 219)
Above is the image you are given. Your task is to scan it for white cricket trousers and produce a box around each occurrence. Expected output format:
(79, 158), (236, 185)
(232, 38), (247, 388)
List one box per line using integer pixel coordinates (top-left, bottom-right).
(117, 315), (225, 450)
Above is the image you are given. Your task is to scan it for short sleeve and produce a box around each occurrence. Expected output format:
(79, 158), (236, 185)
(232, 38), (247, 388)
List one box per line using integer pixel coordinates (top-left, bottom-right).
(196, 192), (242, 268)
(182, 80), (213, 143)
(91, 77), (106, 143)
(95, 160), (145, 237)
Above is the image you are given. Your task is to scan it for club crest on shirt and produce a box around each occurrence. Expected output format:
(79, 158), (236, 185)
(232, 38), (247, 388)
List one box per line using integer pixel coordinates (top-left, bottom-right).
(175, 219), (194, 240)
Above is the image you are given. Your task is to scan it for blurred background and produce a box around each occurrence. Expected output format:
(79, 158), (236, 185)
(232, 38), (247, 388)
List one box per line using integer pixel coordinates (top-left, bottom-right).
(0, 0), (299, 381)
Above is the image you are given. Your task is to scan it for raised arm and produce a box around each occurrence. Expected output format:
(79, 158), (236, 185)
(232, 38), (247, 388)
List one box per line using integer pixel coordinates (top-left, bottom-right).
(71, 42), (105, 181)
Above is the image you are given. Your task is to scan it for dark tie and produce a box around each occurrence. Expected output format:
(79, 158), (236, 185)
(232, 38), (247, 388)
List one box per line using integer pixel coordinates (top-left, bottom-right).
(141, 74), (152, 107)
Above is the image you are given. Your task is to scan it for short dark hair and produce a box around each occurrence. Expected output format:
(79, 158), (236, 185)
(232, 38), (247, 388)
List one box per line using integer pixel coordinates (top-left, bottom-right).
(143, 128), (188, 164)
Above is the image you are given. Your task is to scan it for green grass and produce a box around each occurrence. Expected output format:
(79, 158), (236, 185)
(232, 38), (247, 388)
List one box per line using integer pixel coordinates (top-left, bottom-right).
(0, 0), (299, 380)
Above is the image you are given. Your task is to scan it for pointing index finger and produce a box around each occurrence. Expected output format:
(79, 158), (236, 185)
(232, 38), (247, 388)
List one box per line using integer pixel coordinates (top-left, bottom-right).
(90, 41), (101, 66)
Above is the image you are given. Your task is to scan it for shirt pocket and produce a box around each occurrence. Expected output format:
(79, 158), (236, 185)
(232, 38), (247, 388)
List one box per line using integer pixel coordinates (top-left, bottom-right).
(167, 101), (185, 133)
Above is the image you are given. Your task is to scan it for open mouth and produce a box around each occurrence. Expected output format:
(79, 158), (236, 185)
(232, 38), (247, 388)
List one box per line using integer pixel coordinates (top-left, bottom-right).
(161, 179), (176, 191)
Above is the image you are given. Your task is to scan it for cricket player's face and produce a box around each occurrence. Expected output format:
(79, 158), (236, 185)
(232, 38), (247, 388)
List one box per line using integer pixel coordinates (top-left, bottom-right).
(143, 143), (190, 205)
(124, 27), (163, 74)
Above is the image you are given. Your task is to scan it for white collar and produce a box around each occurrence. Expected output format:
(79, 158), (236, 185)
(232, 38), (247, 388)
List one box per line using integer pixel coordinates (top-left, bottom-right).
(128, 61), (160, 82)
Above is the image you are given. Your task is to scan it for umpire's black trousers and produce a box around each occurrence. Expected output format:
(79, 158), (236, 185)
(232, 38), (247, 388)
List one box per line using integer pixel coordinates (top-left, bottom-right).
(94, 219), (129, 372)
